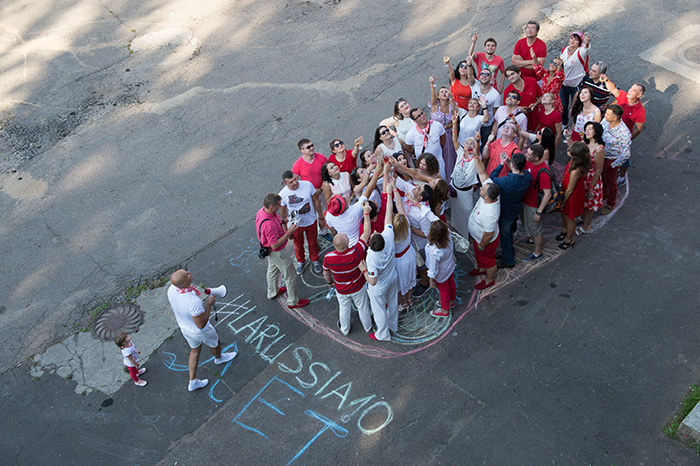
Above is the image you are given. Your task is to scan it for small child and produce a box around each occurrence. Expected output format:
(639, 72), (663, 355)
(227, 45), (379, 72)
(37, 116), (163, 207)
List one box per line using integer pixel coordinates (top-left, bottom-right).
(425, 220), (457, 318)
(114, 332), (147, 387)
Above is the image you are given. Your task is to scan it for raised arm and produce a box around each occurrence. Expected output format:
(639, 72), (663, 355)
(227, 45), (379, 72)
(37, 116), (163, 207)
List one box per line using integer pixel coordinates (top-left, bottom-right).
(429, 76), (438, 111)
(444, 57), (456, 84)
(468, 33), (477, 60)
(359, 201), (373, 245)
(451, 112), (460, 148)
(472, 155), (490, 184)
(383, 176), (395, 227)
(351, 136), (363, 159)
(599, 74), (620, 99)
(465, 55), (476, 86)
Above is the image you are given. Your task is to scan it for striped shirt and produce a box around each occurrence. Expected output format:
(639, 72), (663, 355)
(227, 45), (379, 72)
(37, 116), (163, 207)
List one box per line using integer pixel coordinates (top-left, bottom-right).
(577, 76), (612, 108)
(323, 239), (367, 294)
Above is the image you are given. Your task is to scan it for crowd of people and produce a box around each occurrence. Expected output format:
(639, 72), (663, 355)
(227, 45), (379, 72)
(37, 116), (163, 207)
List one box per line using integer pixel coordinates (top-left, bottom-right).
(254, 20), (647, 342)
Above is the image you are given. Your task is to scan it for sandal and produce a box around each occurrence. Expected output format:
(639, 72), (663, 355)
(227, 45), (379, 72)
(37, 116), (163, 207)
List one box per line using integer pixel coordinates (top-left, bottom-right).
(575, 227), (591, 235)
(558, 240), (575, 250)
(555, 231), (567, 241)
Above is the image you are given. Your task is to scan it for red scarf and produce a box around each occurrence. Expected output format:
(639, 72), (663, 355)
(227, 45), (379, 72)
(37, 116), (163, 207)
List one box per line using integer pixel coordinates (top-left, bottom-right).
(416, 121), (433, 150)
(176, 286), (200, 296)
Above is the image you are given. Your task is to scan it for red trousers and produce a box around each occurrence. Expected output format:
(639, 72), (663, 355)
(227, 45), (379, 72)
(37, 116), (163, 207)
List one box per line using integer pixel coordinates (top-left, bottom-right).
(601, 158), (619, 207)
(435, 273), (456, 311)
(127, 366), (140, 382)
(291, 221), (319, 263)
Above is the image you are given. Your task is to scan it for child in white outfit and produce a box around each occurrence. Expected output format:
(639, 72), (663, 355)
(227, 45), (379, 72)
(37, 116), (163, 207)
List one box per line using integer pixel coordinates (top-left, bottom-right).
(115, 332), (147, 387)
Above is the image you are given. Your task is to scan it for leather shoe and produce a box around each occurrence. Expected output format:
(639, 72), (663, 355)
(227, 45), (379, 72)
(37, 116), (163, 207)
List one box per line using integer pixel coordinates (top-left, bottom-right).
(289, 299), (310, 308)
(497, 261), (515, 269)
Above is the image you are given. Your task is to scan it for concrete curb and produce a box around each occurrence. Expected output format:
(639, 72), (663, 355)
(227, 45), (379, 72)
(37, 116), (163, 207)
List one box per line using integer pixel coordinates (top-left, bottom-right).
(679, 402), (700, 442)
(30, 283), (180, 395)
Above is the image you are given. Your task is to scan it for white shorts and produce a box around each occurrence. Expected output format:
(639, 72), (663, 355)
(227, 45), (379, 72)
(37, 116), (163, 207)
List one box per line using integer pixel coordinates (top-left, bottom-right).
(181, 324), (219, 349)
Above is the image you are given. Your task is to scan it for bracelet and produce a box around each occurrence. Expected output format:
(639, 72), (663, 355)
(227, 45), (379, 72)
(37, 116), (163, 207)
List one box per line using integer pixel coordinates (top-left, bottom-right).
(363, 213), (370, 215)
(326, 281), (333, 285)
(536, 211), (542, 215)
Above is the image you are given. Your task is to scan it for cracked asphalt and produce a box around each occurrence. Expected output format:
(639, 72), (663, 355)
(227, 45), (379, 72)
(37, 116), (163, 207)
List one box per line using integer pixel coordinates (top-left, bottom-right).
(1, 0), (700, 464)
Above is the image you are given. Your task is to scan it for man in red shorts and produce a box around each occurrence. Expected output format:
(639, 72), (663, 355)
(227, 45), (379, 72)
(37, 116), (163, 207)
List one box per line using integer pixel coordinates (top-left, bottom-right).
(511, 21), (547, 81)
(468, 157), (501, 290)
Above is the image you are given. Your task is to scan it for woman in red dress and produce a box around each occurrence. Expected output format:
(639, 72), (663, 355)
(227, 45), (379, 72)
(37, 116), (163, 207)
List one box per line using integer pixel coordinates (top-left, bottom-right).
(556, 141), (591, 250)
(536, 92), (563, 150)
(444, 56), (473, 110)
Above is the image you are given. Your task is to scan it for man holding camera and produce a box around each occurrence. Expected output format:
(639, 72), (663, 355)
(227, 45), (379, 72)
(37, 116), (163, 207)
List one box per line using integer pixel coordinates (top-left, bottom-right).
(256, 193), (310, 309)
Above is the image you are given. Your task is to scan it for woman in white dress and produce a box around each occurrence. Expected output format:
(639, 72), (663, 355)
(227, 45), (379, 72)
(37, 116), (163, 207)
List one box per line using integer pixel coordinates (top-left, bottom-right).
(449, 112), (480, 237)
(373, 125), (405, 162)
(379, 98), (414, 142)
(457, 96), (489, 146)
(390, 181), (416, 312)
(321, 161), (354, 205)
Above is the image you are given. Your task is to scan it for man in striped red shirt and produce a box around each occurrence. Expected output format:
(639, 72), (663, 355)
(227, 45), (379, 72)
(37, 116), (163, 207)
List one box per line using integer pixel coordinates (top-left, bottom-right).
(323, 202), (374, 336)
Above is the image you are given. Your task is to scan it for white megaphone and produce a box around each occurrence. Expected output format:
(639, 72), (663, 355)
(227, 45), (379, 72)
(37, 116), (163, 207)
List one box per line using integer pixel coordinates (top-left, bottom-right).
(205, 285), (227, 298)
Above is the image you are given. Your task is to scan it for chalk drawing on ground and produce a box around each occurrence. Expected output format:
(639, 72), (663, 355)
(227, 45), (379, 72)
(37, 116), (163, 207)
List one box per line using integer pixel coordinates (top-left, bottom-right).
(244, 173), (629, 358)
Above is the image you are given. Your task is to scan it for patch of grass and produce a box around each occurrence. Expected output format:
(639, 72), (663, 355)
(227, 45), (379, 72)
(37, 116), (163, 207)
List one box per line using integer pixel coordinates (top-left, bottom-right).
(664, 383), (700, 456)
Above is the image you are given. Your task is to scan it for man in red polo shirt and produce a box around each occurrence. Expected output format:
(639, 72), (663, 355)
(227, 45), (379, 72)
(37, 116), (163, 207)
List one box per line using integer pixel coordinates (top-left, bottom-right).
(323, 202), (374, 336)
(600, 76), (646, 186)
(504, 65), (542, 131)
(511, 20), (547, 81)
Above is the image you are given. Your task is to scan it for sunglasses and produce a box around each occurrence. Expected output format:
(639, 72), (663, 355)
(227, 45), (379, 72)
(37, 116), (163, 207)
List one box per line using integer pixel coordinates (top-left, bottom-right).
(459, 64), (469, 69)
(305, 144), (314, 150)
(480, 72), (491, 76)
(380, 129), (391, 136)
(507, 94), (520, 100)
(334, 141), (344, 147)
(395, 98), (405, 105)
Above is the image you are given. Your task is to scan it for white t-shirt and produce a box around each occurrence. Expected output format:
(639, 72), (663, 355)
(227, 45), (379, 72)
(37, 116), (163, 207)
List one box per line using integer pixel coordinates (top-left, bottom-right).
(467, 179), (500, 243)
(493, 107), (528, 143)
(451, 147), (479, 189)
(121, 342), (139, 367)
(366, 225), (398, 291)
(395, 177), (440, 250)
(279, 180), (317, 228)
(426, 236), (456, 283)
(326, 195), (367, 246)
(377, 137), (404, 159)
(405, 121), (446, 178)
(470, 82), (502, 126)
(167, 285), (212, 335)
(457, 111), (484, 147)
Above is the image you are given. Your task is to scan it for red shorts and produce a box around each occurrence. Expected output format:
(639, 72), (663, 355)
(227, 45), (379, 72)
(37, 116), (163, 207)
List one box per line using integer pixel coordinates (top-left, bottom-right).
(473, 235), (499, 269)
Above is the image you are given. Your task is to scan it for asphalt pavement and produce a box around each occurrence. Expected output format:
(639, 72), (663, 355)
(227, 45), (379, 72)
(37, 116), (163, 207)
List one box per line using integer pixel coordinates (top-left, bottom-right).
(2, 0), (700, 464)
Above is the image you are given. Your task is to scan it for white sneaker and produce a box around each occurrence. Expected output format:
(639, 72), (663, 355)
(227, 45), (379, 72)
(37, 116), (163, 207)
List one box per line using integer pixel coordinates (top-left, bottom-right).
(295, 260), (305, 275)
(137, 367), (146, 376)
(188, 378), (209, 391)
(215, 352), (237, 365)
(135, 379), (147, 387)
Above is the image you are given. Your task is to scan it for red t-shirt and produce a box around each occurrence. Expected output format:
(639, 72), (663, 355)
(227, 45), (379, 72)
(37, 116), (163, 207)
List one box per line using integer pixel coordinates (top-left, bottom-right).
(292, 153), (327, 190)
(616, 90), (646, 133)
(322, 239), (367, 294)
(451, 79), (472, 110)
(329, 150), (356, 174)
(504, 77), (541, 108)
(474, 53), (505, 87)
(512, 37), (547, 80)
(487, 139), (519, 177)
(359, 193), (388, 235)
(256, 208), (286, 251)
(523, 161), (552, 208)
(537, 108), (562, 134)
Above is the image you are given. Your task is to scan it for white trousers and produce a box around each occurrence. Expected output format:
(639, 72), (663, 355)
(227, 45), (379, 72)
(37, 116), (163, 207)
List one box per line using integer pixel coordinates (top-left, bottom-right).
(337, 285), (372, 335)
(367, 281), (399, 341)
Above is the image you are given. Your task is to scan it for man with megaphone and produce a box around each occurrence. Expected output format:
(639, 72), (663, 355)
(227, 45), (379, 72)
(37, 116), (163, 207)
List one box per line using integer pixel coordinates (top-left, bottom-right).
(167, 270), (237, 392)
